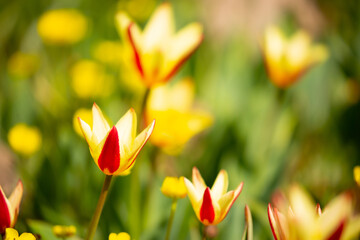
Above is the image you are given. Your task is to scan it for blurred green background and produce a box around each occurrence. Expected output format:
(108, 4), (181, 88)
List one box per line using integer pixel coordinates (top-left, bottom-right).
(0, 0), (360, 239)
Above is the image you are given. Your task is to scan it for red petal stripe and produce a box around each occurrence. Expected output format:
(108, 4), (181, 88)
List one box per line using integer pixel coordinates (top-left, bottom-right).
(98, 127), (120, 174)
(0, 189), (11, 234)
(327, 219), (345, 240)
(127, 23), (144, 77)
(200, 187), (215, 224)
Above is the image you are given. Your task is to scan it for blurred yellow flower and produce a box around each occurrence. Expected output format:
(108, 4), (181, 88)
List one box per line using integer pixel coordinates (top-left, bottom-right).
(115, 3), (203, 87)
(145, 79), (213, 154)
(0, 181), (23, 234)
(93, 41), (123, 67)
(78, 103), (155, 175)
(4, 228), (35, 240)
(262, 25), (328, 88)
(37, 9), (87, 45)
(73, 108), (93, 137)
(117, 0), (156, 22)
(8, 124), (41, 155)
(161, 176), (187, 199)
(354, 166), (360, 186)
(184, 167), (243, 225)
(52, 225), (76, 238)
(268, 185), (360, 240)
(109, 232), (131, 240)
(71, 60), (114, 99)
(7, 52), (39, 79)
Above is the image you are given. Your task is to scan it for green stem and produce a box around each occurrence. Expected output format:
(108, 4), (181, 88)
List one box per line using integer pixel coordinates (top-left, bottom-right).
(165, 198), (178, 240)
(202, 225), (207, 240)
(85, 175), (113, 240)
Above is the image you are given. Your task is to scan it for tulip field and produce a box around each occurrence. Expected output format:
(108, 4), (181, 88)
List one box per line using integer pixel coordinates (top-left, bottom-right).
(1, 0), (360, 239)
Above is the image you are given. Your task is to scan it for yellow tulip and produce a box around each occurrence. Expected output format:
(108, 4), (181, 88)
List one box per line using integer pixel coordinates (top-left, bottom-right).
(109, 232), (131, 240)
(262, 25), (328, 88)
(7, 52), (39, 79)
(77, 103), (155, 175)
(52, 225), (76, 238)
(4, 228), (35, 240)
(115, 3), (203, 87)
(184, 167), (243, 225)
(268, 185), (360, 240)
(8, 124), (42, 156)
(37, 9), (87, 45)
(161, 176), (187, 199)
(145, 79), (212, 154)
(0, 181), (23, 234)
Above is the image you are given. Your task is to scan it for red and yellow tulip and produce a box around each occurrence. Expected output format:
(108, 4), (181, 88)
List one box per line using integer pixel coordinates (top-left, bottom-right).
(0, 181), (23, 234)
(184, 167), (243, 225)
(77, 103), (155, 175)
(268, 185), (360, 240)
(261, 25), (328, 88)
(115, 3), (203, 87)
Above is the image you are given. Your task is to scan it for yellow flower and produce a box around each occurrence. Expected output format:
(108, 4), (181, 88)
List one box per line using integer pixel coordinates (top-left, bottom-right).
(268, 185), (360, 240)
(7, 52), (39, 79)
(8, 124), (42, 156)
(115, 3), (203, 87)
(145, 79), (212, 154)
(52, 225), (76, 238)
(0, 181), (23, 234)
(4, 228), (35, 240)
(92, 41), (123, 67)
(262, 25), (328, 88)
(37, 9), (87, 45)
(161, 176), (187, 199)
(184, 167), (243, 226)
(71, 60), (114, 99)
(109, 232), (131, 240)
(354, 166), (360, 186)
(77, 103), (155, 175)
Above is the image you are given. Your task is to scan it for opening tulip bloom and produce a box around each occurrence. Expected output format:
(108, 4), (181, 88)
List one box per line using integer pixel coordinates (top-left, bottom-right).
(261, 25), (328, 88)
(115, 3), (203, 87)
(78, 103), (155, 175)
(184, 167), (243, 225)
(268, 185), (360, 240)
(0, 181), (23, 234)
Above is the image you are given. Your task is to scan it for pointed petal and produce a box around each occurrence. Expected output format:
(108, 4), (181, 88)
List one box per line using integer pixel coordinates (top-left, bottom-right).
(342, 215), (360, 239)
(245, 205), (253, 240)
(268, 204), (280, 240)
(211, 170), (228, 201)
(162, 23), (203, 81)
(192, 167), (207, 192)
(326, 219), (345, 240)
(8, 180), (23, 226)
(216, 182), (243, 224)
(142, 3), (174, 51)
(0, 187), (11, 234)
(184, 177), (202, 210)
(97, 126), (120, 175)
(92, 103), (110, 142)
(128, 23), (144, 77)
(200, 187), (215, 225)
(78, 118), (94, 149)
(115, 108), (137, 161)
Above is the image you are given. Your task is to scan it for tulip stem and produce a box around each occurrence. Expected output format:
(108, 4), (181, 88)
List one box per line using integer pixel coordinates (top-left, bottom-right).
(202, 225), (207, 240)
(165, 198), (178, 240)
(85, 174), (113, 240)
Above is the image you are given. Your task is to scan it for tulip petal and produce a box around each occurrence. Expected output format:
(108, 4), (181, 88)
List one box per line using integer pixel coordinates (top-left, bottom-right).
(184, 177), (203, 214)
(78, 118), (93, 148)
(326, 219), (345, 240)
(128, 23), (144, 77)
(97, 126), (120, 175)
(200, 187), (215, 225)
(217, 182), (243, 223)
(142, 3), (174, 51)
(92, 103), (110, 143)
(268, 204), (280, 240)
(162, 23), (203, 81)
(115, 108), (137, 161)
(211, 170), (228, 201)
(8, 181), (23, 226)
(192, 167), (206, 192)
(0, 187), (11, 233)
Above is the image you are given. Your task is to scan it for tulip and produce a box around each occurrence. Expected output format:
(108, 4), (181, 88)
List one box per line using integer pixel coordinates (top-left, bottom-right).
(261, 25), (327, 88)
(184, 167), (243, 225)
(145, 79), (212, 154)
(115, 3), (203, 87)
(0, 181), (23, 234)
(268, 185), (360, 240)
(161, 176), (187, 199)
(3, 228), (35, 240)
(78, 103), (155, 175)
